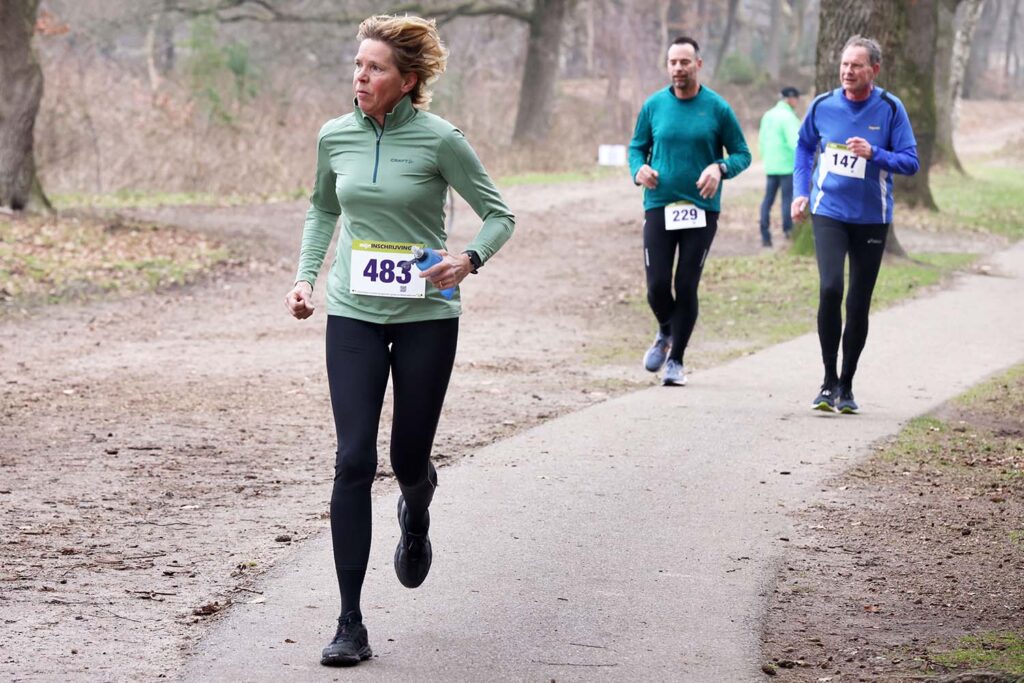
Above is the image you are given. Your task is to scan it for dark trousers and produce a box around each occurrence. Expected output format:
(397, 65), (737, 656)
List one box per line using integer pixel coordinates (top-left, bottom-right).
(325, 315), (458, 583)
(643, 207), (719, 364)
(759, 174), (794, 244)
(812, 215), (889, 387)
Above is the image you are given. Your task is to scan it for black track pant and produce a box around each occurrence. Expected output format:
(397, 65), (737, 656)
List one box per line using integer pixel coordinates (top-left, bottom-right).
(812, 215), (888, 388)
(325, 315), (458, 609)
(643, 207), (719, 364)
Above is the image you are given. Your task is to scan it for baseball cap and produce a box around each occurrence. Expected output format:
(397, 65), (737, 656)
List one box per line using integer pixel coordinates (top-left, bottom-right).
(780, 86), (801, 98)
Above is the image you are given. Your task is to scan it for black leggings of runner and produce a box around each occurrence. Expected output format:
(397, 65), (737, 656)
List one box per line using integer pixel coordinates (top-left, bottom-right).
(812, 214), (889, 389)
(325, 314), (458, 618)
(643, 207), (719, 364)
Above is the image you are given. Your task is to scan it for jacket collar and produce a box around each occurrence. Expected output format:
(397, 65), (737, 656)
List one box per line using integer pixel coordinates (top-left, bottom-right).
(353, 94), (418, 131)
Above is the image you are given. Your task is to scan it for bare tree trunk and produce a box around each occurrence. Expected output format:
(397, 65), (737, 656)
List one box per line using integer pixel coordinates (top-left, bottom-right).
(765, 0), (783, 80)
(658, 0), (671, 66)
(935, 0), (985, 172)
(813, 0), (873, 95)
(713, 0), (741, 78)
(146, 0), (177, 92)
(1004, 0), (1020, 82)
(964, 0), (1001, 98)
(933, 0), (960, 170)
(889, 0), (939, 213)
(783, 0), (809, 78)
(584, 0), (594, 75)
(512, 0), (573, 145)
(146, 12), (163, 92)
(0, 0), (51, 213)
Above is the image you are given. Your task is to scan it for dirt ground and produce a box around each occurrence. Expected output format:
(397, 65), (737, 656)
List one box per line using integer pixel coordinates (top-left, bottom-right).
(760, 371), (1024, 682)
(0, 168), (761, 681)
(1, 101), (1021, 681)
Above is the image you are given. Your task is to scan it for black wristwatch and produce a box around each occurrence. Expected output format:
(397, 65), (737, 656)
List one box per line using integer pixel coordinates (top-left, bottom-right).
(463, 250), (482, 274)
(717, 162), (728, 178)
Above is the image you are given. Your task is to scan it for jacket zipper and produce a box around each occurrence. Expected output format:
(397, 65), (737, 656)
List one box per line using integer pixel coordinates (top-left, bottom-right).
(371, 119), (384, 184)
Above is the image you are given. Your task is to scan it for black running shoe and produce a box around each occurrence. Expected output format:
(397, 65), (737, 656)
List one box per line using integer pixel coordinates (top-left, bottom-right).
(812, 384), (837, 412)
(836, 385), (859, 414)
(320, 612), (372, 667)
(394, 496), (432, 588)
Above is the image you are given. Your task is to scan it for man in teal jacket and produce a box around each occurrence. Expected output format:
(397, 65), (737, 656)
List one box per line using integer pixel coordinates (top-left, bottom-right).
(628, 36), (751, 386)
(758, 86), (801, 246)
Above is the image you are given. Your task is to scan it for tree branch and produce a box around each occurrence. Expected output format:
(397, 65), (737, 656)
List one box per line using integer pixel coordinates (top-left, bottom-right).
(166, 0), (532, 26)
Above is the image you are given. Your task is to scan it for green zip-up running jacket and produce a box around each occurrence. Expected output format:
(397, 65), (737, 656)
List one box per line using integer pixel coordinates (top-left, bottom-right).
(758, 99), (800, 176)
(295, 95), (515, 324)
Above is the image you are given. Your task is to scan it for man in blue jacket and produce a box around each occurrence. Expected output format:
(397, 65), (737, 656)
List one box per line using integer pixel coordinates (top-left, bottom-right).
(792, 35), (919, 414)
(629, 36), (751, 386)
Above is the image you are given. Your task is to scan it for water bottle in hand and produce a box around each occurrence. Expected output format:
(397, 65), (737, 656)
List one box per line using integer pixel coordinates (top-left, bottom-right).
(409, 246), (455, 299)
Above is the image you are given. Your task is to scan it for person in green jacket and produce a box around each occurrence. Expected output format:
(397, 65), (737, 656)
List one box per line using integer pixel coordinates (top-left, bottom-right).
(757, 86), (801, 247)
(284, 14), (514, 668)
(628, 36), (751, 386)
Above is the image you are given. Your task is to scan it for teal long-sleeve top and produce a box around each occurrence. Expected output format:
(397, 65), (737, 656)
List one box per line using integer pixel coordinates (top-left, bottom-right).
(628, 85), (751, 212)
(295, 95), (515, 324)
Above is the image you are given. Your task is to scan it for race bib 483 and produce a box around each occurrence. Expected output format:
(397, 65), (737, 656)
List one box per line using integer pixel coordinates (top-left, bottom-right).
(350, 240), (426, 298)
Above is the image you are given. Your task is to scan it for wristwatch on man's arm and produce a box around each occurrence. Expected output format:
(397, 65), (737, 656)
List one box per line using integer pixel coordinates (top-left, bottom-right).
(717, 162), (728, 178)
(463, 250), (482, 274)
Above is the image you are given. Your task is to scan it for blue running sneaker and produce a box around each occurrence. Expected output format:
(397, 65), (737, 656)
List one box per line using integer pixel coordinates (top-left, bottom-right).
(836, 386), (859, 414)
(662, 359), (686, 386)
(812, 385), (837, 412)
(643, 332), (670, 372)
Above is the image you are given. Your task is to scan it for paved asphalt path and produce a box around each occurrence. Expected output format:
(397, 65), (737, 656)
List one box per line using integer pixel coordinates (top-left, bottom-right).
(179, 242), (1024, 682)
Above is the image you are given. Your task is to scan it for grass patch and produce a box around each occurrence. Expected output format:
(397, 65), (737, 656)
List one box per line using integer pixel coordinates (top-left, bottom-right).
(0, 212), (231, 310)
(874, 416), (960, 466)
(875, 412), (1022, 479)
(52, 188), (308, 210)
(874, 363), (1024, 477)
(902, 164), (1024, 240)
(931, 632), (1024, 675)
(955, 364), (1024, 409)
(874, 252), (978, 304)
(692, 250), (974, 362)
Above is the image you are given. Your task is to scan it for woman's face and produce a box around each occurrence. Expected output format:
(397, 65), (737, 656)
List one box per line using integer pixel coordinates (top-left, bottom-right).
(353, 39), (416, 121)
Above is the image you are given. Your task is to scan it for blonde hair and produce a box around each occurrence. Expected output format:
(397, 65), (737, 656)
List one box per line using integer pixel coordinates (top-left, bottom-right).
(357, 15), (448, 110)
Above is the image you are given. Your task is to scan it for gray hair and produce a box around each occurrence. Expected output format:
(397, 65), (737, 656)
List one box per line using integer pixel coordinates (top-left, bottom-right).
(842, 35), (882, 65)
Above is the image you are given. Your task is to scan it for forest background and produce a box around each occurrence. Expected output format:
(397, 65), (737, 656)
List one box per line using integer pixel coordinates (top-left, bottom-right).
(10, 0), (1021, 208)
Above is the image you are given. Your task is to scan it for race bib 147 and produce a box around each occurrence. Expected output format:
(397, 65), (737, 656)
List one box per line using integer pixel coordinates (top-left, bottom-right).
(823, 143), (867, 179)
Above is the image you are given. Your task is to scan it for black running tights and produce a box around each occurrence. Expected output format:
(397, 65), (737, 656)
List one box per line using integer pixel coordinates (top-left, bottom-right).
(325, 314), (458, 616)
(643, 208), (719, 364)
(812, 215), (889, 388)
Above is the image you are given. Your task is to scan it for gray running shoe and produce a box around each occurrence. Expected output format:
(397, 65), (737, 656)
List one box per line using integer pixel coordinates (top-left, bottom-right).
(836, 385), (859, 414)
(643, 332), (670, 372)
(812, 385), (837, 412)
(662, 359), (686, 386)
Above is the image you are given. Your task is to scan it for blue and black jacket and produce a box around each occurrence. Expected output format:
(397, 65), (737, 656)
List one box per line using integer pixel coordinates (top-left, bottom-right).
(794, 86), (919, 224)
